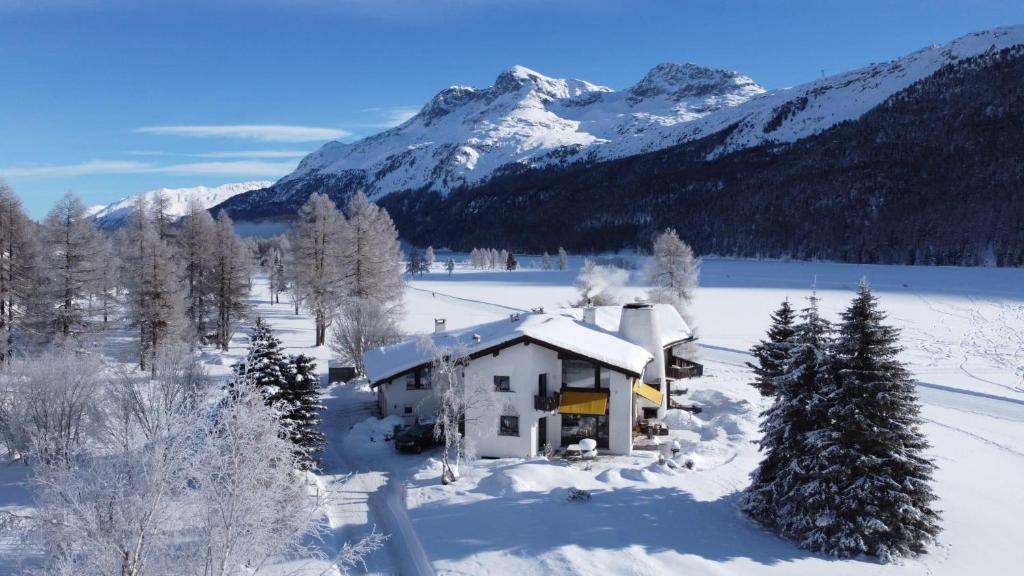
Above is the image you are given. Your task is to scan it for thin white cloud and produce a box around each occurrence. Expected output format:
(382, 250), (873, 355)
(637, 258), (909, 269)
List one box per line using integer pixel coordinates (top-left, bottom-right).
(359, 105), (421, 128)
(136, 124), (350, 142)
(0, 159), (299, 178)
(0, 160), (151, 178)
(193, 149), (310, 159)
(149, 160), (299, 176)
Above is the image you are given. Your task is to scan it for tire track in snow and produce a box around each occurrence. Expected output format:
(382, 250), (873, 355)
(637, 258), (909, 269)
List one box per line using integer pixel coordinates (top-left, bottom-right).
(921, 417), (1024, 458)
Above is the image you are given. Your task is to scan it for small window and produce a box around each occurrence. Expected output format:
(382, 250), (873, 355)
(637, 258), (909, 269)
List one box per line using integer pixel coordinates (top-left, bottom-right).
(499, 415), (519, 436)
(494, 375), (511, 392)
(403, 406), (413, 415)
(405, 367), (432, 390)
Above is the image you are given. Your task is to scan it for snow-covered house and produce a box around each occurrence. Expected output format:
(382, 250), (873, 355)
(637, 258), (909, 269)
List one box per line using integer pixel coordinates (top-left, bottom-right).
(364, 303), (701, 458)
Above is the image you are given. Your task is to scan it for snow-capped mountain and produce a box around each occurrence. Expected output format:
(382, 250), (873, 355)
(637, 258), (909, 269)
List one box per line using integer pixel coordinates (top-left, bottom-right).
(90, 181), (272, 228)
(671, 25), (1024, 155)
(217, 25), (1024, 222)
(274, 62), (765, 200)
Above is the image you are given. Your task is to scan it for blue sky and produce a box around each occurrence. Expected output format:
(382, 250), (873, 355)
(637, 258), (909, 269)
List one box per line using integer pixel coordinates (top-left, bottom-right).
(1, 0), (1022, 217)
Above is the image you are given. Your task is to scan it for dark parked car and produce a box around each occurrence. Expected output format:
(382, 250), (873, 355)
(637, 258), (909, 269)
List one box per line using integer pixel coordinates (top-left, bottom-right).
(395, 422), (442, 453)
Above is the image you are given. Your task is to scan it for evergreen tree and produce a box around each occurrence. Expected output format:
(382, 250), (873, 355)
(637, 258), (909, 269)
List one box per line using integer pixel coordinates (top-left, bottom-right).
(746, 299), (797, 396)
(445, 257), (455, 277)
(280, 353), (325, 468)
(229, 319), (325, 468)
(742, 293), (834, 531)
(505, 252), (517, 271)
(782, 281), (940, 560)
(406, 247), (425, 276)
(229, 317), (290, 402)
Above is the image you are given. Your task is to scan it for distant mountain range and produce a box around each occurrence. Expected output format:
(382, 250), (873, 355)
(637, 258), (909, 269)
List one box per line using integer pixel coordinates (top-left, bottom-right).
(214, 26), (1024, 266)
(90, 181), (271, 228)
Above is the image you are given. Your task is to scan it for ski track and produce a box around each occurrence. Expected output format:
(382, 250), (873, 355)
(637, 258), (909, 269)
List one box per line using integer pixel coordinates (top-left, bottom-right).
(408, 285), (528, 314)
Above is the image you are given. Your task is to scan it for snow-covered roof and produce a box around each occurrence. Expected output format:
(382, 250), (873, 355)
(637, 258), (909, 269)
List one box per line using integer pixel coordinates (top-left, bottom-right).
(561, 303), (693, 347)
(364, 311), (656, 385)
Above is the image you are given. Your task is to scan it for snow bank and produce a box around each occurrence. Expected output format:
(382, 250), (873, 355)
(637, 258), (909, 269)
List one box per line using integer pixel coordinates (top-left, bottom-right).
(347, 415), (404, 445)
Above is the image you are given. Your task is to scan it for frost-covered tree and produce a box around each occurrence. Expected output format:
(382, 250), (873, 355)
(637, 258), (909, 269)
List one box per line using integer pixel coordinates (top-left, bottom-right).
(572, 259), (627, 307)
(332, 192), (404, 373)
(280, 353), (325, 468)
(184, 380), (332, 576)
(268, 243), (289, 305)
(0, 349), (104, 464)
(290, 193), (345, 346)
(89, 235), (121, 326)
(338, 191), (404, 303)
(780, 282), (940, 560)
(39, 192), (102, 339)
(178, 199), (217, 344)
(0, 181), (39, 362)
(122, 198), (185, 370)
(557, 247), (569, 270)
(541, 252), (552, 270)
(743, 292), (834, 532)
(330, 297), (402, 376)
(746, 299), (797, 397)
(646, 228), (699, 318)
(212, 211), (251, 351)
(424, 245), (435, 270)
(150, 189), (175, 242)
(421, 338), (494, 485)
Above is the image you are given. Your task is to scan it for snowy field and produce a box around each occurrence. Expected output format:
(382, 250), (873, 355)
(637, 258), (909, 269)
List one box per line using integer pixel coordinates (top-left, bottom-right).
(3, 256), (1023, 575)
(400, 257), (1024, 576)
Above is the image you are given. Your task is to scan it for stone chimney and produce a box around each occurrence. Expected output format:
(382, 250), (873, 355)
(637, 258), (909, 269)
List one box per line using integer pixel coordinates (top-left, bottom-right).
(583, 305), (597, 325)
(619, 302), (666, 417)
(434, 318), (446, 333)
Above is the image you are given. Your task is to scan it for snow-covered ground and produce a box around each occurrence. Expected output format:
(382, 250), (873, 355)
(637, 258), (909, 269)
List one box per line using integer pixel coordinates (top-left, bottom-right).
(2, 257), (1023, 575)
(398, 257), (1024, 576)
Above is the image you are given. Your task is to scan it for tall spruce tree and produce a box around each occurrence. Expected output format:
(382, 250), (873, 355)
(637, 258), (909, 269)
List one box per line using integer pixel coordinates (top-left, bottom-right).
(742, 292), (834, 530)
(783, 281), (940, 560)
(229, 317), (290, 402)
(746, 299), (797, 396)
(280, 353), (325, 468)
(230, 319), (325, 467)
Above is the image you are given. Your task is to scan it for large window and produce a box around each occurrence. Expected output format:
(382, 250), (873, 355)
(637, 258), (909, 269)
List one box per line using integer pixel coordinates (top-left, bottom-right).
(562, 359), (595, 388)
(561, 414), (609, 448)
(499, 415), (519, 436)
(562, 358), (609, 388)
(494, 375), (511, 392)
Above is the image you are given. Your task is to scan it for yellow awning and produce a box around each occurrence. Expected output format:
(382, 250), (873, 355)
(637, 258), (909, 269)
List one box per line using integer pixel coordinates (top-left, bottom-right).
(559, 390), (609, 416)
(632, 380), (663, 406)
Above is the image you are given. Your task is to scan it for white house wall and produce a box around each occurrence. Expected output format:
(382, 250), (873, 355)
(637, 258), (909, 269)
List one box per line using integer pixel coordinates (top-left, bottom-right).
(379, 378), (440, 425)
(462, 341), (637, 458)
(464, 342), (559, 459)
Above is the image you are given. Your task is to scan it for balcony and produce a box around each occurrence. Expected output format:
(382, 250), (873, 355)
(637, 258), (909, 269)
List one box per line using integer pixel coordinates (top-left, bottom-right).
(667, 358), (703, 380)
(534, 393), (560, 412)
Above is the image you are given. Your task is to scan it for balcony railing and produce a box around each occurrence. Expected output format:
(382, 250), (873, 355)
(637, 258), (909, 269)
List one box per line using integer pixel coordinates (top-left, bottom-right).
(534, 393), (560, 412)
(666, 358), (704, 380)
